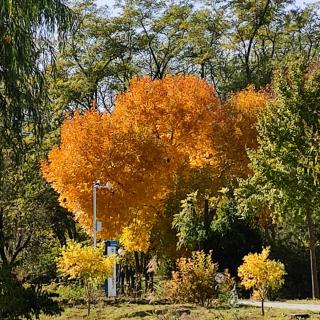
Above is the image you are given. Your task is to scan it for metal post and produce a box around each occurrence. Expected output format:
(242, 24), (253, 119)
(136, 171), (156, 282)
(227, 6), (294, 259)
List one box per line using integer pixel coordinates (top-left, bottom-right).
(93, 182), (97, 247)
(92, 180), (112, 248)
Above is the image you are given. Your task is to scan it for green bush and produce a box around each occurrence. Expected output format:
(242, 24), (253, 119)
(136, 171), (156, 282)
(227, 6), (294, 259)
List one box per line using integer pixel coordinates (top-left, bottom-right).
(56, 284), (86, 305)
(56, 282), (106, 307)
(164, 251), (233, 307)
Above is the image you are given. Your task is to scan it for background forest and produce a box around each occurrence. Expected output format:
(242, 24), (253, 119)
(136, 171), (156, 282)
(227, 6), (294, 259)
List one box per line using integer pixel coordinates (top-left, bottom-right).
(1, 0), (320, 319)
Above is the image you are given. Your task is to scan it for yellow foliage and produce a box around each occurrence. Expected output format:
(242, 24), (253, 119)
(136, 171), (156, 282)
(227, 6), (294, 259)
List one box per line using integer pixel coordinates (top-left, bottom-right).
(58, 241), (115, 282)
(238, 247), (285, 301)
(119, 220), (151, 253)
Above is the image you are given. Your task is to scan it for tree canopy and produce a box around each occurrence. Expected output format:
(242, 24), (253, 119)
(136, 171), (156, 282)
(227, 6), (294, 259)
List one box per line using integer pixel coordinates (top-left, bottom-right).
(42, 75), (266, 252)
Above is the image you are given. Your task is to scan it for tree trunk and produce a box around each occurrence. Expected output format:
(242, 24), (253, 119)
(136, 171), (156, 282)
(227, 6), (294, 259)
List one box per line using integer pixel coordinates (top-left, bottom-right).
(130, 268), (135, 292)
(86, 283), (91, 316)
(202, 199), (209, 253)
(120, 269), (125, 294)
(261, 298), (264, 316)
(134, 251), (142, 294)
(144, 271), (149, 293)
(87, 300), (91, 316)
(150, 272), (154, 292)
(306, 210), (319, 299)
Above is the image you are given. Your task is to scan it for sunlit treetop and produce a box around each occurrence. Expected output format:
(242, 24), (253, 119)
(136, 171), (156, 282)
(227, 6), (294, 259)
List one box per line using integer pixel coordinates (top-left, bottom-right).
(113, 75), (219, 167)
(58, 240), (115, 281)
(210, 87), (267, 179)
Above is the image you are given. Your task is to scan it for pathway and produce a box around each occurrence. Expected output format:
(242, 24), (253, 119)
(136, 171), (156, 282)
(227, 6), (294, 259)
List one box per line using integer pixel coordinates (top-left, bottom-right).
(239, 300), (320, 312)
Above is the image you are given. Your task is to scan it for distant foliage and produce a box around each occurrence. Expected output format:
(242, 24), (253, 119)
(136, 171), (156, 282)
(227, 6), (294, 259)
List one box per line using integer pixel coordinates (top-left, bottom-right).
(165, 251), (233, 307)
(238, 247), (285, 315)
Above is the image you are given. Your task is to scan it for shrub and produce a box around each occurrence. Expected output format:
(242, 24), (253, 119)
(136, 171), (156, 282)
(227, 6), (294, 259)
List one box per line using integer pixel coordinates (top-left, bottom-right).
(164, 251), (233, 307)
(55, 284), (86, 305)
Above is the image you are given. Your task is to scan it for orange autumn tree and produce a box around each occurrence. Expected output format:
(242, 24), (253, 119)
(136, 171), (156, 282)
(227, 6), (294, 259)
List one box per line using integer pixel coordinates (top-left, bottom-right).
(210, 87), (267, 180)
(113, 76), (218, 168)
(42, 75), (219, 250)
(42, 75), (267, 252)
(145, 86), (267, 256)
(42, 111), (171, 244)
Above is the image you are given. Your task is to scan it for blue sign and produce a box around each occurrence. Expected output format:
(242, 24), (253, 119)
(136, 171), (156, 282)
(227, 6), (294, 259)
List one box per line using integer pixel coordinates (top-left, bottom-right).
(105, 240), (118, 247)
(104, 240), (118, 297)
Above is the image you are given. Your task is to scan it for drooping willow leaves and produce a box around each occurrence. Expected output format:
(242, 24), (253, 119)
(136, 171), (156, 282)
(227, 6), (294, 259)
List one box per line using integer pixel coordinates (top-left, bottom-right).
(0, 0), (74, 157)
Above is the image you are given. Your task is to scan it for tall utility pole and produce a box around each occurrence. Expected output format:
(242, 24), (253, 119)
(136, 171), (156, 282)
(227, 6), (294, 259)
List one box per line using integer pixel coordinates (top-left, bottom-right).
(92, 180), (112, 247)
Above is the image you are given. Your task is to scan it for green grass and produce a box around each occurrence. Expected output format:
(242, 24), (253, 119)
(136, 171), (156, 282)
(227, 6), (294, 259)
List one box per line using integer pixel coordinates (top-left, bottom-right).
(39, 303), (320, 320)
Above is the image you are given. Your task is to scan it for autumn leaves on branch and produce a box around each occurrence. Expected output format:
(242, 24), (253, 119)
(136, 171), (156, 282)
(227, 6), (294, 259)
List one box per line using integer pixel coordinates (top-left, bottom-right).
(42, 75), (266, 252)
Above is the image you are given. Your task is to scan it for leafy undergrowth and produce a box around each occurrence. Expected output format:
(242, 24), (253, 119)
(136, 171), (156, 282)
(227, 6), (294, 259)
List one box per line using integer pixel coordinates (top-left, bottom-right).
(39, 303), (320, 320)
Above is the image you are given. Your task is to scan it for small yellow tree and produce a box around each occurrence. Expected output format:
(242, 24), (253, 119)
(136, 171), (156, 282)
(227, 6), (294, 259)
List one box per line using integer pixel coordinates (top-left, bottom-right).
(238, 247), (285, 315)
(58, 241), (115, 315)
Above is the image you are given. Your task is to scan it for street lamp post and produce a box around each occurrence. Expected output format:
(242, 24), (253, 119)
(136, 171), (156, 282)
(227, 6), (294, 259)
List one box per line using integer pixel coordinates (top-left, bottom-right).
(92, 180), (112, 247)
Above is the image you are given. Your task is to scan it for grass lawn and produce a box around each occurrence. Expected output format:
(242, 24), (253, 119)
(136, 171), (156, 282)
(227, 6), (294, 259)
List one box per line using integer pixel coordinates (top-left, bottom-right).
(282, 299), (320, 305)
(40, 303), (320, 319)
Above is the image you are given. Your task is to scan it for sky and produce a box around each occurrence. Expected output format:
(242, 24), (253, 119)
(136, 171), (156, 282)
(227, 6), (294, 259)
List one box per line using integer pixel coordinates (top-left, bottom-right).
(96, 0), (319, 11)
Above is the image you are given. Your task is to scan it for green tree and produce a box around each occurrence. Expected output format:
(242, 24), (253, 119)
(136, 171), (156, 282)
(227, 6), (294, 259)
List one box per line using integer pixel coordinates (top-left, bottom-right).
(0, 2), (76, 318)
(0, 147), (82, 319)
(117, 0), (192, 79)
(237, 60), (320, 298)
(48, 0), (133, 116)
(0, 264), (62, 320)
(0, 0), (74, 147)
(51, 0), (320, 102)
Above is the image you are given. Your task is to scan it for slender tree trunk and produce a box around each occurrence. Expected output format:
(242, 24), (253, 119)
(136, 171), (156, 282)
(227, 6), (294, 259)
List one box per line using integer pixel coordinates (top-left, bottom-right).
(306, 210), (319, 299)
(144, 271), (149, 293)
(87, 300), (91, 316)
(261, 298), (264, 316)
(85, 282), (91, 316)
(120, 269), (125, 294)
(150, 272), (154, 292)
(130, 268), (135, 293)
(134, 251), (142, 294)
(200, 62), (205, 79)
(202, 199), (209, 253)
